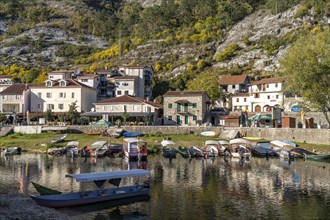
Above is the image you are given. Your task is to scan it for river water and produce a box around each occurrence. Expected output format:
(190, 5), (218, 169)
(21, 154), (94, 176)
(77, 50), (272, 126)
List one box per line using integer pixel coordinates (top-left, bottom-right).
(0, 153), (329, 220)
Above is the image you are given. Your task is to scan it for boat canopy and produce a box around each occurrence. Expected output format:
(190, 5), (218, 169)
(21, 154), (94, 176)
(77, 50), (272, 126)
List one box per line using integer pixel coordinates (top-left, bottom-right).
(270, 140), (295, 148)
(123, 138), (146, 143)
(204, 140), (219, 146)
(65, 169), (150, 183)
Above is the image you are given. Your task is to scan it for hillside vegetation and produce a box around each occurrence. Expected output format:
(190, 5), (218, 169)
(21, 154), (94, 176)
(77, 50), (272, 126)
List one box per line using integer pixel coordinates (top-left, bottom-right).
(0, 0), (329, 99)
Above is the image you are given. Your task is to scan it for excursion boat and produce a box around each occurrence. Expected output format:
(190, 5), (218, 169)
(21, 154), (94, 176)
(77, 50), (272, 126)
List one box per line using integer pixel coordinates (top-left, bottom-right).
(177, 146), (190, 158)
(91, 141), (109, 157)
(230, 145), (251, 159)
(204, 140), (220, 157)
(123, 138), (148, 160)
(49, 134), (67, 143)
(188, 146), (205, 158)
(65, 141), (79, 157)
(1, 147), (21, 156)
(30, 169), (151, 208)
(31, 181), (62, 195)
(161, 139), (177, 159)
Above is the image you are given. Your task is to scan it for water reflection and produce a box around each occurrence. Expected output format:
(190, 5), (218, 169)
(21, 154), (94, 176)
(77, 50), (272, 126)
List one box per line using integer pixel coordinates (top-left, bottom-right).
(0, 154), (329, 219)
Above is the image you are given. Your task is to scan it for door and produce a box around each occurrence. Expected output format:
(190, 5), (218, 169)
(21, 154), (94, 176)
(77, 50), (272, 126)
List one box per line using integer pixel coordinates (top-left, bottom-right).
(255, 105), (261, 112)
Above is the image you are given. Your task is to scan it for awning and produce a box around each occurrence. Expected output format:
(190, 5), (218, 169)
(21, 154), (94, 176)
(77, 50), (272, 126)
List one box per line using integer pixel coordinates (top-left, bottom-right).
(66, 169), (150, 182)
(175, 100), (189, 104)
(248, 114), (272, 120)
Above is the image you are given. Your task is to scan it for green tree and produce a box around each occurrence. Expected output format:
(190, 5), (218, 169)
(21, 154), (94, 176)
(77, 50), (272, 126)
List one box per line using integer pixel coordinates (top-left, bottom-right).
(186, 70), (220, 101)
(0, 113), (7, 125)
(66, 101), (80, 125)
(280, 29), (330, 126)
(44, 109), (54, 123)
(121, 111), (130, 125)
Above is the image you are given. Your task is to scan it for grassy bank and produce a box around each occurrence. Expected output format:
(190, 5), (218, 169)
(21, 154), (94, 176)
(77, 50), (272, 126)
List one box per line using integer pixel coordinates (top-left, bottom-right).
(0, 132), (329, 154)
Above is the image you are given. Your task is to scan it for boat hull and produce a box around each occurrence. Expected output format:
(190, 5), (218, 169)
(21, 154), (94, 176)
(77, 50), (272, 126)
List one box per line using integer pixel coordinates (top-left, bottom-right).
(31, 185), (149, 208)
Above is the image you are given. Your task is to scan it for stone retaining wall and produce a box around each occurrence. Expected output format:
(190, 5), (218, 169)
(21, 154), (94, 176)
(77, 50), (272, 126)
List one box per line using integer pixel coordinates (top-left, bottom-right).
(66, 125), (330, 145)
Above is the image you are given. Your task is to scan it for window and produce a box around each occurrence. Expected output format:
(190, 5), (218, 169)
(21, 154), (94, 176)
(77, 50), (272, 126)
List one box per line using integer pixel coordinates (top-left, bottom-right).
(37, 104), (41, 109)
(236, 98), (239, 102)
(59, 92), (66, 98)
(47, 104), (54, 110)
(38, 93), (41, 98)
(124, 105), (127, 112)
(133, 105), (137, 110)
(192, 103), (197, 108)
(244, 98), (247, 102)
(266, 84), (269, 88)
(267, 95), (270, 99)
(254, 93), (260, 98)
(60, 81), (66, 86)
(46, 81), (52, 87)
(58, 104), (63, 110)
(16, 95), (20, 100)
(168, 116), (172, 121)
(81, 79), (88, 82)
(193, 116), (197, 121)
(122, 83), (128, 86)
(232, 85), (236, 89)
(275, 83), (278, 88)
(168, 103), (172, 108)
(46, 93), (52, 98)
(117, 91), (122, 95)
(71, 92), (75, 98)
(125, 91), (129, 95)
(49, 76), (53, 79)
(276, 95), (279, 99)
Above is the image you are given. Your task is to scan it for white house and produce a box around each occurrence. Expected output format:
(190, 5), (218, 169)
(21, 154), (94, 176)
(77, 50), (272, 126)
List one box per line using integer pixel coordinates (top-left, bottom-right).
(30, 79), (97, 113)
(48, 70), (73, 80)
(111, 76), (138, 97)
(76, 74), (100, 91)
(117, 65), (153, 100)
(232, 77), (285, 112)
(0, 84), (30, 114)
(93, 95), (162, 125)
(0, 75), (13, 92)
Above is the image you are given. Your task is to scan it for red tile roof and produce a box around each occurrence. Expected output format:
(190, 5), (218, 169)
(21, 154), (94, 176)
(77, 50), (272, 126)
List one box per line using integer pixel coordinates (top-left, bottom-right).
(0, 84), (29, 95)
(0, 75), (11, 79)
(251, 77), (286, 85)
(96, 95), (162, 108)
(219, 74), (248, 85)
(163, 90), (206, 97)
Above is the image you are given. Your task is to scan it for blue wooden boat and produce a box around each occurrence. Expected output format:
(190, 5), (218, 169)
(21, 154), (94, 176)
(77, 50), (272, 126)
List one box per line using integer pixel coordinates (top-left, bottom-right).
(123, 132), (144, 137)
(30, 169), (150, 208)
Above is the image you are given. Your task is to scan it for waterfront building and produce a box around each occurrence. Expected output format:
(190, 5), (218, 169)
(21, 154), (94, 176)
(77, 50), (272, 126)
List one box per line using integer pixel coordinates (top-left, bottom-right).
(0, 84), (30, 114)
(163, 90), (209, 126)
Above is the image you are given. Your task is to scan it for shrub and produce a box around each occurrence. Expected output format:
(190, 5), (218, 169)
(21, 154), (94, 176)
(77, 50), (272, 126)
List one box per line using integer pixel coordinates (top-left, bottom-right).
(215, 43), (240, 62)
